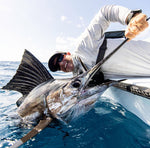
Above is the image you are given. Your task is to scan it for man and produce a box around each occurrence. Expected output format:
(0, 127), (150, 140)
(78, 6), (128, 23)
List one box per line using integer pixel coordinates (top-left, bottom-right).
(48, 5), (149, 82)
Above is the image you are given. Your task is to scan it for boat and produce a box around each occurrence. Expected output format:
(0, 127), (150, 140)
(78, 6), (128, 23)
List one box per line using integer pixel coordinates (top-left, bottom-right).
(102, 78), (150, 126)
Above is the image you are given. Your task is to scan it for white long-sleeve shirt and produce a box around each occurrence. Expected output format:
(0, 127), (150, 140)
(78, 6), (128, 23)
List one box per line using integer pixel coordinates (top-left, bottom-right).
(72, 5), (150, 79)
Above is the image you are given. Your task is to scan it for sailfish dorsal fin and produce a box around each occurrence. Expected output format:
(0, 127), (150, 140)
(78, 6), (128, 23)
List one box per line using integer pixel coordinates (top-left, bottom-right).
(2, 49), (54, 95)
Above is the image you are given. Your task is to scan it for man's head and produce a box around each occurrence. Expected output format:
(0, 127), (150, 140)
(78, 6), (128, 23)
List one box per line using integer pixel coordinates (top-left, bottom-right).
(48, 52), (74, 72)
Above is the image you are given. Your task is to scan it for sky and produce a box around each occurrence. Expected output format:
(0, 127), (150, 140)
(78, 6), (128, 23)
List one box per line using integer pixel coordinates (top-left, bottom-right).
(0, 0), (150, 62)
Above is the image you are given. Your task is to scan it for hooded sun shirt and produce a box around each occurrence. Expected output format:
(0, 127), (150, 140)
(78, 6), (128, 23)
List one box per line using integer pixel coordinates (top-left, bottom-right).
(72, 5), (150, 79)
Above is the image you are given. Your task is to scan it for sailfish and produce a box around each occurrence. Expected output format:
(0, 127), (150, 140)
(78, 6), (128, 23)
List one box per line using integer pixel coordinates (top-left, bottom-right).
(2, 50), (121, 148)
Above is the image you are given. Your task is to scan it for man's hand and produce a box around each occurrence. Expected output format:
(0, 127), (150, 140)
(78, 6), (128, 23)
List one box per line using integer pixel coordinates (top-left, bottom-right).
(125, 13), (149, 40)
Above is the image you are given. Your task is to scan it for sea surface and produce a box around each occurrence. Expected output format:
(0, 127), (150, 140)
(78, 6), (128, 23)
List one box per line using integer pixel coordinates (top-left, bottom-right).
(0, 61), (150, 148)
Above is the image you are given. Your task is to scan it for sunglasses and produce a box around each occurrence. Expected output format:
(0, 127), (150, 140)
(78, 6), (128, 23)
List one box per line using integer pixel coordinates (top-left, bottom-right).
(57, 54), (64, 63)
(55, 54), (65, 70)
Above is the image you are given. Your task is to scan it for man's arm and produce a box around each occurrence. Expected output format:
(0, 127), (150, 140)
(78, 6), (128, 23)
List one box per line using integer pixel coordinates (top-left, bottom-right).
(96, 5), (148, 39)
(74, 5), (132, 73)
(76, 5), (131, 51)
(87, 5), (131, 39)
(74, 5), (148, 75)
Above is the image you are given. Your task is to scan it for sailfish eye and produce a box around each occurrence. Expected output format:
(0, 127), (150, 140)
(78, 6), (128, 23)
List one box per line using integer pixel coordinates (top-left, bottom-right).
(72, 80), (81, 88)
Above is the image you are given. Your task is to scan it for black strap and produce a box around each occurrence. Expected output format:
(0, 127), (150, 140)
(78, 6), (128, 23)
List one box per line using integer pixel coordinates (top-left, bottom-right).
(91, 30), (125, 85)
(78, 57), (88, 71)
(96, 38), (107, 64)
(105, 30), (125, 39)
(82, 30), (125, 85)
(96, 30), (125, 64)
(90, 37), (107, 85)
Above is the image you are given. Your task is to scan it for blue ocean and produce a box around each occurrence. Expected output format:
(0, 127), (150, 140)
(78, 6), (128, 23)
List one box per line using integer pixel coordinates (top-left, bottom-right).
(0, 61), (150, 148)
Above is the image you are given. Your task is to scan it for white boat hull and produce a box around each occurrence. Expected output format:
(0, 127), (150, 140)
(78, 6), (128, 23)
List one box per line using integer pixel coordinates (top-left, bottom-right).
(102, 79), (150, 126)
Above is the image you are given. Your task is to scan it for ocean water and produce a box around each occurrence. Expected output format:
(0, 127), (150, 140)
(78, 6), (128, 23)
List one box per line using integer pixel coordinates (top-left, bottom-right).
(0, 61), (150, 148)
